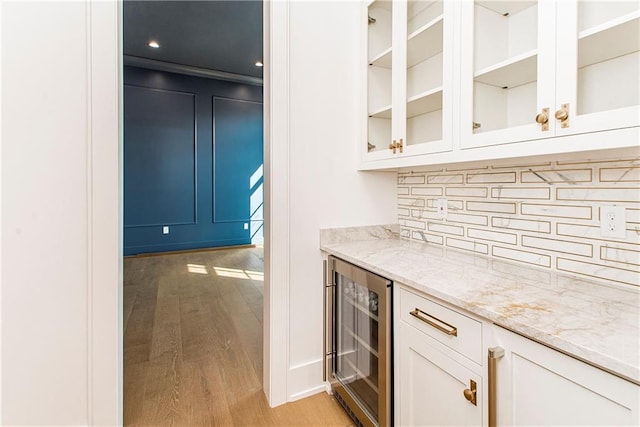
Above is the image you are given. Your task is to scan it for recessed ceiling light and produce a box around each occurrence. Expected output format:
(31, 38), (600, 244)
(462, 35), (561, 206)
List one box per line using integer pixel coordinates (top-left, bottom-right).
(148, 40), (160, 49)
(255, 61), (264, 67)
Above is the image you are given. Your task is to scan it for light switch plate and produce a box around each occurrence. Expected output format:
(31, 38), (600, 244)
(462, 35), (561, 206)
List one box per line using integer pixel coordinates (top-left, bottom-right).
(162, 226), (169, 235)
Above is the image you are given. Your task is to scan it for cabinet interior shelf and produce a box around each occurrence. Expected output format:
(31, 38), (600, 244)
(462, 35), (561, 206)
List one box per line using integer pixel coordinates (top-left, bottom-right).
(407, 86), (443, 117)
(369, 104), (392, 119)
(370, 46), (392, 68)
(407, 15), (444, 68)
(474, 49), (537, 88)
(578, 11), (639, 68)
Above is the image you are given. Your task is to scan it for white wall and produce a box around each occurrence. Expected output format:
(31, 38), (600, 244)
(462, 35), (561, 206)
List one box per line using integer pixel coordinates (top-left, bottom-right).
(0, 2), (120, 425)
(267, 1), (397, 402)
(1, 1), (394, 421)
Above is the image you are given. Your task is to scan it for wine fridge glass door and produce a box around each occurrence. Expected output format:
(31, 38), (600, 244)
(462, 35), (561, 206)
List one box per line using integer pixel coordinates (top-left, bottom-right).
(335, 274), (382, 421)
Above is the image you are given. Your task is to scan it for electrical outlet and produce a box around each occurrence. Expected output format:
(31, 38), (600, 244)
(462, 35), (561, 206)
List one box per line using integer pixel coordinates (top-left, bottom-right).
(600, 205), (626, 239)
(162, 226), (169, 235)
(436, 198), (448, 220)
(243, 223), (249, 230)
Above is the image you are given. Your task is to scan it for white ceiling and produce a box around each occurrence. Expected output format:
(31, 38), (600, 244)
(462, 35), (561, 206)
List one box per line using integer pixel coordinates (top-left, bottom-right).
(123, 0), (263, 79)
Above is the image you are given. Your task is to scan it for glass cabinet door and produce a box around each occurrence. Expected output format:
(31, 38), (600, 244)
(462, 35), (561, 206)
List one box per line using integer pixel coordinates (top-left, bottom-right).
(367, 0), (394, 156)
(555, 0), (640, 136)
(460, 0), (556, 148)
(403, 0), (453, 155)
(365, 0), (453, 162)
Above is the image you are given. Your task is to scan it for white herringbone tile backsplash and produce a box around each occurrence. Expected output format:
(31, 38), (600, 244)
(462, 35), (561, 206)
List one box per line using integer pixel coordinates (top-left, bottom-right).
(398, 157), (640, 288)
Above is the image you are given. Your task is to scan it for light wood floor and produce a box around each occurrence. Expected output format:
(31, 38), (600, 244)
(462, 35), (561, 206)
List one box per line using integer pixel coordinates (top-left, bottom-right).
(124, 246), (353, 426)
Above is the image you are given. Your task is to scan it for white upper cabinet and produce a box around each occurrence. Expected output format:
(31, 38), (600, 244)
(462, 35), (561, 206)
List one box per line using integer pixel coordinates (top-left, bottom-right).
(360, 0), (639, 169)
(366, 0), (394, 156)
(364, 0), (455, 162)
(555, 1), (640, 136)
(460, 1), (554, 148)
(459, 0), (640, 149)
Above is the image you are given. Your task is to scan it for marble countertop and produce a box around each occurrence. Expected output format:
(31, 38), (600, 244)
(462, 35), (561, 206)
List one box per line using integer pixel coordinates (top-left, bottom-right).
(320, 225), (640, 384)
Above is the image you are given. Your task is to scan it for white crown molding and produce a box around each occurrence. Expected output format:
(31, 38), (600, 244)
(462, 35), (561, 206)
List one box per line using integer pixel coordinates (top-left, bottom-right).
(123, 55), (264, 86)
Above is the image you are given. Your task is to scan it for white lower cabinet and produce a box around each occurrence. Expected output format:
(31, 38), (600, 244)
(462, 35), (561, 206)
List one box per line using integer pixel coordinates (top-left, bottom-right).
(396, 287), (484, 426)
(398, 322), (482, 427)
(395, 286), (640, 426)
(490, 325), (640, 426)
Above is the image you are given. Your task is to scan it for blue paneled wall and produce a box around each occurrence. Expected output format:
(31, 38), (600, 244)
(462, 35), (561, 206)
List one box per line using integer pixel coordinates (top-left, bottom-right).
(124, 66), (263, 255)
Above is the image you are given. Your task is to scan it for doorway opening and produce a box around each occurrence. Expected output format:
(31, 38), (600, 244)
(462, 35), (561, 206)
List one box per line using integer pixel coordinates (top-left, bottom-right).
(121, 1), (269, 423)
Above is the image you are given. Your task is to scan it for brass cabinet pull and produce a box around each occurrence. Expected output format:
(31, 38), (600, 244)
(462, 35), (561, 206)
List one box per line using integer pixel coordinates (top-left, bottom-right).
(555, 103), (570, 128)
(409, 308), (458, 336)
(463, 379), (477, 406)
(535, 107), (549, 131)
(488, 346), (505, 427)
(398, 138), (404, 153)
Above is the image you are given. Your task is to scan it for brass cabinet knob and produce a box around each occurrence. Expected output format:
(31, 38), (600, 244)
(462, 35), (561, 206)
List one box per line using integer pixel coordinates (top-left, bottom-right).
(555, 109), (568, 121)
(535, 112), (549, 124)
(463, 388), (475, 402)
(388, 139), (404, 154)
(555, 103), (570, 128)
(389, 140), (397, 154)
(536, 107), (550, 131)
(463, 379), (477, 406)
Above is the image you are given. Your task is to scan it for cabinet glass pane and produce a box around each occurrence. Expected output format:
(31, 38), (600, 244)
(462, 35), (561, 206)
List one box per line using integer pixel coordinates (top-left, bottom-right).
(367, 0), (393, 153)
(472, 1), (538, 134)
(576, 1), (639, 116)
(335, 274), (381, 421)
(406, 0), (444, 146)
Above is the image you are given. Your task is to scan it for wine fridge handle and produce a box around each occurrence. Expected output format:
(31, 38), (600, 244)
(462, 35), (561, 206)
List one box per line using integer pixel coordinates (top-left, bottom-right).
(488, 346), (505, 427)
(323, 260), (335, 382)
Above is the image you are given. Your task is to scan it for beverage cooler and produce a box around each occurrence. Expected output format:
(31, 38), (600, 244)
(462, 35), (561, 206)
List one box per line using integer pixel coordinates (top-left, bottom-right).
(324, 256), (392, 427)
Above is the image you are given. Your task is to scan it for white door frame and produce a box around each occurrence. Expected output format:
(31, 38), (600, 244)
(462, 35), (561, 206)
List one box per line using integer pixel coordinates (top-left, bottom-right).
(107, 0), (291, 415)
(262, 0), (290, 407)
(90, 1), (122, 424)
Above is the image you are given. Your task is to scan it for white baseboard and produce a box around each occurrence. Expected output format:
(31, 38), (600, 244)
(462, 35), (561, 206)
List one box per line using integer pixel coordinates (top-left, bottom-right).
(289, 383), (328, 402)
(287, 357), (327, 401)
